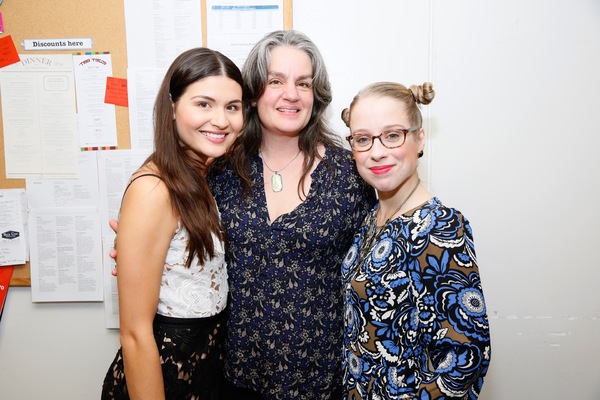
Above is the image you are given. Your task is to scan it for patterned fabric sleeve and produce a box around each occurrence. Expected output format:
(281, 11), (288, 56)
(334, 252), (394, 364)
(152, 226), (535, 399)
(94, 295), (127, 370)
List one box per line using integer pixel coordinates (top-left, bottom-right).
(408, 206), (491, 399)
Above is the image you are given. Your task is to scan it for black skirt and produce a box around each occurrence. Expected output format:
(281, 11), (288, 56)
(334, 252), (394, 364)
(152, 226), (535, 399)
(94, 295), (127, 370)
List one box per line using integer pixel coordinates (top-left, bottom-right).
(101, 310), (228, 400)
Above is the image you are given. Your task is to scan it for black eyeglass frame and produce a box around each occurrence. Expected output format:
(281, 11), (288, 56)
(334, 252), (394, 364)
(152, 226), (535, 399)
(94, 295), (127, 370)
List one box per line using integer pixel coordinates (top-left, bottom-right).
(345, 126), (419, 152)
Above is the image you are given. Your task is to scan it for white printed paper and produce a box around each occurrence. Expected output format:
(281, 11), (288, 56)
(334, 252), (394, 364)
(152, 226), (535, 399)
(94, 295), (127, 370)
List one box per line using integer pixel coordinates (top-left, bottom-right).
(127, 68), (165, 151)
(26, 151), (100, 209)
(98, 149), (151, 328)
(29, 207), (103, 302)
(0, 55), (79, 178)
(123, 0), (202, 150)
(124, 0), (202, 70)
(0, 189), (28, 266)
(206, 0), (284, 68)
(73, 53), (118, 148)
(27, 152), (103, 302)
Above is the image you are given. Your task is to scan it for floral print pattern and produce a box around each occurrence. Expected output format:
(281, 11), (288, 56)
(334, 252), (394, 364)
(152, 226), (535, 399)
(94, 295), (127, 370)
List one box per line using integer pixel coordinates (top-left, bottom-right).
(342, 198), (491, 399)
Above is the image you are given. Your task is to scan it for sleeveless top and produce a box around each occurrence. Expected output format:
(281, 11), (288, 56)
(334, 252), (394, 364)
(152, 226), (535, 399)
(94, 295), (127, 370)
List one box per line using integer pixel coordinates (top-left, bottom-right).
(124, 173), (228, 319)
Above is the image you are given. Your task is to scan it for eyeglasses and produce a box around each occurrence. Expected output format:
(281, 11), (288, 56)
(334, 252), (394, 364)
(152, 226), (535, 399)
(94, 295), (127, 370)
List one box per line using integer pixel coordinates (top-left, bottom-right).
(345, 127), (418, 152)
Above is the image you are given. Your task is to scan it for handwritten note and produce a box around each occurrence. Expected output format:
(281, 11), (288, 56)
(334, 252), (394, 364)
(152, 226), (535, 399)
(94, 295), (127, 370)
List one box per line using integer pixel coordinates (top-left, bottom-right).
(105, 76), (128, 107)
(0, 35), (20, 68)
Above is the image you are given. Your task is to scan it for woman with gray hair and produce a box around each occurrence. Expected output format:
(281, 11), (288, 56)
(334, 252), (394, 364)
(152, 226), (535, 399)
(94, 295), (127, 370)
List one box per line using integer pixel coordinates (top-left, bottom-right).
(209, 30), (375, 399)
(110, 30), (375, 399)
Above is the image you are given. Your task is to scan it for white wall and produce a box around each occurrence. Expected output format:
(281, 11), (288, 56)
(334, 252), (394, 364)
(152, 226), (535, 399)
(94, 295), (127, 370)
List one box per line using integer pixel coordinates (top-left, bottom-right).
(1, 1), (599, 399)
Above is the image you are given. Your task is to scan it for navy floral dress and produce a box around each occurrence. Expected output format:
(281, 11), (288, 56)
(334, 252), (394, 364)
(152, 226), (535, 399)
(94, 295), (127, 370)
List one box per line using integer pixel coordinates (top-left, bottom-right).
(342, 198), (491, 399)
(208, 145), (376, 399)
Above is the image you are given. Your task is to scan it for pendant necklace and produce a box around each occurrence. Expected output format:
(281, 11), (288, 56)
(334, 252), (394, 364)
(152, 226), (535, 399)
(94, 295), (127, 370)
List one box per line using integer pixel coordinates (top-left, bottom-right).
(260, 149), (302, 192)
(357, 178), (421, 269)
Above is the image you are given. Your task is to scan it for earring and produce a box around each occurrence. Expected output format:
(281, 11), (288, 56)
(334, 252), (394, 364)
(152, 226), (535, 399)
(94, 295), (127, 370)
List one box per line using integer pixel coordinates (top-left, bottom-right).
(418, 149), (424, 158)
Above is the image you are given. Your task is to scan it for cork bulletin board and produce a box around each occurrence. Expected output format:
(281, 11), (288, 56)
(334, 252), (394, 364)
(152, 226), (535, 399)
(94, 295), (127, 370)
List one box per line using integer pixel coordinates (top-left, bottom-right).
(0, 0), (129, 286)
(0, 0), (292, 286)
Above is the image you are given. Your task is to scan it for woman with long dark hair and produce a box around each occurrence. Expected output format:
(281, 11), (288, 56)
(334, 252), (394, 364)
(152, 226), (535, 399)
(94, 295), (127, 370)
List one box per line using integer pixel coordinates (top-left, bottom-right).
(102, 48), (244, 400)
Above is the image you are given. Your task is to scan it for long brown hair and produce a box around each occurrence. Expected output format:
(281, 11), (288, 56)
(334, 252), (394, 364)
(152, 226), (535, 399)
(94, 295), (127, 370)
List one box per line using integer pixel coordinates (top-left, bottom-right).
(224, 30), (340, 197)
(147, 47), (243, 266)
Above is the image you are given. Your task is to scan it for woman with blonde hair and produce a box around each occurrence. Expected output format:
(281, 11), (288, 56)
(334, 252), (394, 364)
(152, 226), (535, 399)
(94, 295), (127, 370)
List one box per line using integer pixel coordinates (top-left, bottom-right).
(340, 81), (491, 399)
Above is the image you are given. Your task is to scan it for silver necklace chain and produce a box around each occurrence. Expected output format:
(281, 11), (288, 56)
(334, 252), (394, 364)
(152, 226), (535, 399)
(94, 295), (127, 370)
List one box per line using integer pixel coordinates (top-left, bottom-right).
(260, 149), (301, 174)
(378, 178), (420, 226)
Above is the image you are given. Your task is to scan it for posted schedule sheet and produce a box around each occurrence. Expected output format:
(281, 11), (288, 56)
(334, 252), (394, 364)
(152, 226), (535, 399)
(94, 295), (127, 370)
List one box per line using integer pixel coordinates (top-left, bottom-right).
(206, 0), (284, 68)
(27, 152), (103, 302)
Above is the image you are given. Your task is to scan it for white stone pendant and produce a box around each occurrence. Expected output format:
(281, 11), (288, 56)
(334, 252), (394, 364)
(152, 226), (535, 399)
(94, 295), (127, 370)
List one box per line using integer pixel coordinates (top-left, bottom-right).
(271, 172), (283, 192)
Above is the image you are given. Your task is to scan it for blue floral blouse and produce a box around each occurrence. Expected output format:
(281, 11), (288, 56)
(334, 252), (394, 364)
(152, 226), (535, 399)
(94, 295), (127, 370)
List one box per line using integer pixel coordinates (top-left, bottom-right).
(208, 145), (376, 399)
(342, 197), (491, 399)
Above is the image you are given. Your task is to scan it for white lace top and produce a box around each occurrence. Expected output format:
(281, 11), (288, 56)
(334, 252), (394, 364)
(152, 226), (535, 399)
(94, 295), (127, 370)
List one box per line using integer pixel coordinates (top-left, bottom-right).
(157, 221), (228, 318)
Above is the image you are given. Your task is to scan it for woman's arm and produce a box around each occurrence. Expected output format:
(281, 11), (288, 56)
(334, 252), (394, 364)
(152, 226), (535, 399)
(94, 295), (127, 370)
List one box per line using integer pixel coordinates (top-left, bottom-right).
(415, 212), (491, 399)
(116, 174), (177, 400)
